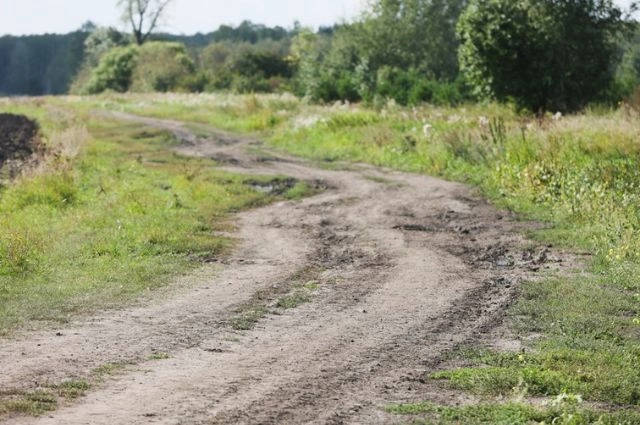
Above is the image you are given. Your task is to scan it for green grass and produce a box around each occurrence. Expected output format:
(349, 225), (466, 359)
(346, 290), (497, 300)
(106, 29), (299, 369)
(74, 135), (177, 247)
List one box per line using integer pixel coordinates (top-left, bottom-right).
(387, 401), (640, 424)
(53, 380), (90, 400)
(76, 94), (640, 417)
(275, 280), (318, 309)
(92, 362), (130, 378)
(0, 380), (89, 417)
(0, 99), (305, 335)
(0, 391), (57, 416)
(229, 306), (269, 331)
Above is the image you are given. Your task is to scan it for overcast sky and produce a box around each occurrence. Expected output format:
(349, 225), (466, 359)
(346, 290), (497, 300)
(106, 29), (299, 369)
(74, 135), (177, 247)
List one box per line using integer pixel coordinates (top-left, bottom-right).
(0, 0), (635, 37)
(0, 0), (366, 36)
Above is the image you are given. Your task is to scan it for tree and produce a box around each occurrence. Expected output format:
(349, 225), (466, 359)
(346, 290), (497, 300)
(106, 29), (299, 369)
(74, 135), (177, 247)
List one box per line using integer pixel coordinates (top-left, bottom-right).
(458, 0), (630, 112)
(358, 0), (467, 80)
(290, 1), (469, 104)
(82, 45), (138, 93)
(130, 42), (194, 92)
(84, 27), (129, 67)
(118, 0), (173, 45)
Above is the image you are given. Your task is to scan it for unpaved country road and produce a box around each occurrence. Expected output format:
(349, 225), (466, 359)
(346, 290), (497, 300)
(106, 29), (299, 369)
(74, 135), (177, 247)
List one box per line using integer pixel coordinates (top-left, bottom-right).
(1, 113), (566, 424)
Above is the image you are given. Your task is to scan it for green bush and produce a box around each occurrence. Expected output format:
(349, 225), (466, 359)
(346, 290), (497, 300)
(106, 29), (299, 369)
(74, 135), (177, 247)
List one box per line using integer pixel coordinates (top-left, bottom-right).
(130, 42), (195, 93)
(82, 42), (195, 94)
(83, 45), (138, 94)
(458, 0), (628, 112)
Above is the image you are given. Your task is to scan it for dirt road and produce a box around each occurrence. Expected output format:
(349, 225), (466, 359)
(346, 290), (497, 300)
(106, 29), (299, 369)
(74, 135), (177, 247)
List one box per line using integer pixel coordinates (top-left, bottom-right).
(1, 113), (562, 424)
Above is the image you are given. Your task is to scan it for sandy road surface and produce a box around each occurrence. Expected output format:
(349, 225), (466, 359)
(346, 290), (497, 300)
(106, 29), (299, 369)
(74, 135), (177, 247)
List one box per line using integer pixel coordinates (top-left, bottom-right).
(1, 113), (565, 424)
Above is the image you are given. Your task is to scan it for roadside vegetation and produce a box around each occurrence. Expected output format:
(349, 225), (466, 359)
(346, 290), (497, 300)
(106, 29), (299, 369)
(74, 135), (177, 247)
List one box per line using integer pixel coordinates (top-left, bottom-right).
(83, 91), (640, 423)
(0, 98), (309, 335)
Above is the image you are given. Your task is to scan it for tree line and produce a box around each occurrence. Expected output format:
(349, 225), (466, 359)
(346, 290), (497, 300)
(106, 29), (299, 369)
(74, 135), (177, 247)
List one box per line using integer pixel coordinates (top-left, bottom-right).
(2, 0), (640, 112)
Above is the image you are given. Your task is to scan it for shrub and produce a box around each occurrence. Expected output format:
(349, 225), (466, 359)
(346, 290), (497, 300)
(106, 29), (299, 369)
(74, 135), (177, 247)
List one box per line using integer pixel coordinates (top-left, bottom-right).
(458, 0), (628, 112)
(129, 42), (195, 93)
(82, 45), (138, 94)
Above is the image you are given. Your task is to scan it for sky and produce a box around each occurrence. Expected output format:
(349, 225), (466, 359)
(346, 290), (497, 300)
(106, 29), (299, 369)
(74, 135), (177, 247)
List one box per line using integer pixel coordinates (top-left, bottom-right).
(0, 0), (636, 37)
(0, 0), (367, 36)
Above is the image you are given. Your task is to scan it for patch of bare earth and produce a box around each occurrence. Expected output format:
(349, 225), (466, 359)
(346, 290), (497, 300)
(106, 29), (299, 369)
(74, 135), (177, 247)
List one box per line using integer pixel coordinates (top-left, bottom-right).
(0, 113), (44, 180)
(1, 113), (573, 424)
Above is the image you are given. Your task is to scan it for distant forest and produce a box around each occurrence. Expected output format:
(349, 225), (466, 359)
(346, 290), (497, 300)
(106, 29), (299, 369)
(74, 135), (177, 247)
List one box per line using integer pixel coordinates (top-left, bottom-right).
(3, 0), (640, 113)
(0, 20), (298, 96)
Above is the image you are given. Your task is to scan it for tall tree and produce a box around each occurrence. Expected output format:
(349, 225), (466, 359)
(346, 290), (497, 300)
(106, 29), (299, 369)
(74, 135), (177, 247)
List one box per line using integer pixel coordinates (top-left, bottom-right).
(358, 0), (467, 80)
(458, 0), (630, 112)
(118, 0), (173, 45)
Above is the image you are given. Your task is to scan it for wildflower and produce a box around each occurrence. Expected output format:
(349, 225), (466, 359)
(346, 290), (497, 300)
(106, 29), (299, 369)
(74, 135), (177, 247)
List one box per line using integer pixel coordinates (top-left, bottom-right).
(423, 123), (433, 136)
(552, 112), (563, 121)
(479, 116), (489, 127)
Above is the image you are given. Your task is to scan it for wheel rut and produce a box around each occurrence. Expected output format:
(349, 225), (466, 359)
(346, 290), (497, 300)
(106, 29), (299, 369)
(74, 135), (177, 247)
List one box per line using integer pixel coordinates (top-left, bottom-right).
(1, 112), (571, 424)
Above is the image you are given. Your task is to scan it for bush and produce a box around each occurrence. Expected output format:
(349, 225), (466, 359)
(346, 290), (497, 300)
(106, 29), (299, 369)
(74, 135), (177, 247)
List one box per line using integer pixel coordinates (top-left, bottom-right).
(373, 67), (473, 106)
(129, 42), (195, 93)
(458, 0), (628, 112)
(82, 46), (138, 94)
(81, 42), (195, 94)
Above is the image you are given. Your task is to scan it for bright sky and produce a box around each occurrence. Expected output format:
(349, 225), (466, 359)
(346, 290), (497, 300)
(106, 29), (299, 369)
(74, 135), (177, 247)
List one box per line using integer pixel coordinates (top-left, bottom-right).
(0, 0), (635, 37)
(0, 0), (367, 36)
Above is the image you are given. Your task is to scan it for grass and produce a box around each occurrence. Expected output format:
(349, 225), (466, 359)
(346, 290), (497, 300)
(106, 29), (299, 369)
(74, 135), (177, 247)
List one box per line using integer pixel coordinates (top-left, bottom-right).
(0, 98), (315, 335)
(0, 380), (89, 417)
(275, 281), (317, 309)
(53, 380), (90, 400)
(75, 94), (640, 419)
(0, 391), (57, 416)
(229, 306), (269, 331)
(386, 401), (640, 424)
(92, 362), (130, 379)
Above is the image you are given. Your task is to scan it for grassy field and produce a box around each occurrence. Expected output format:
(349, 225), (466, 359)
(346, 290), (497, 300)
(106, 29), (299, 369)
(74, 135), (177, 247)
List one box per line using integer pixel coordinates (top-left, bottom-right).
(0, 97), (308, 335)
(77, 93), (640, 423)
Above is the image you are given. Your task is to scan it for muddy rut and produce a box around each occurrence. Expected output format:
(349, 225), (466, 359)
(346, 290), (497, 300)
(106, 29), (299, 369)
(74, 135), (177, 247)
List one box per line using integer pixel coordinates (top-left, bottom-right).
(1, 113), (566, 424)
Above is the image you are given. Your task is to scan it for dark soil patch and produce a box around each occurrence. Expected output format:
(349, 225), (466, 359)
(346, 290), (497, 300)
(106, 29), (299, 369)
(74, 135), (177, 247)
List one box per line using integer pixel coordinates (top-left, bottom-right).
(0, 113), (43, 175)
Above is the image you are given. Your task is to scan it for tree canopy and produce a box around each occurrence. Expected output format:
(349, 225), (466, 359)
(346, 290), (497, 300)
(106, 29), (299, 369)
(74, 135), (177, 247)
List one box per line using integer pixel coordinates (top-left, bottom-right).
(458, 0), (629, 112)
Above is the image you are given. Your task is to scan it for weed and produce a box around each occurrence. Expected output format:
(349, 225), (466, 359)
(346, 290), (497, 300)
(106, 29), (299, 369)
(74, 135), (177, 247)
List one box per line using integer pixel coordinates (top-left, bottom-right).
(0, 391), (57, 416)
(92, 362), (128, 378)
(276, 290), (311, 309)
(229, 307), (268, 331)
(54, 380), (90, 399)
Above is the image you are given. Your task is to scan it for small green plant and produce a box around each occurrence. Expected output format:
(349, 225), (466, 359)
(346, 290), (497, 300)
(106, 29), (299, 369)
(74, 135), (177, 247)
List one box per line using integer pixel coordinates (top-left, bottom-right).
(54, 380), (90, 399)
(276, 290), (311, 310)
(229, 307), (268, 331)
(92, 362), (129, 379)
(0, 391), (57, 416)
